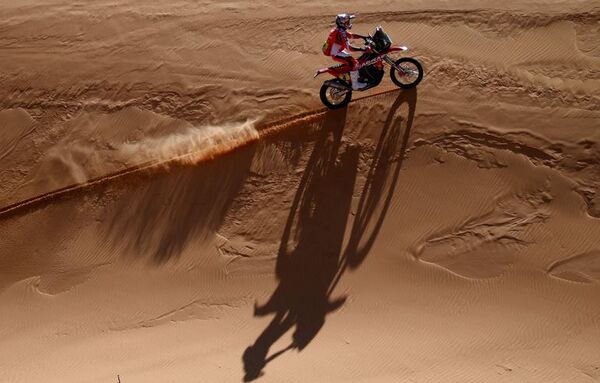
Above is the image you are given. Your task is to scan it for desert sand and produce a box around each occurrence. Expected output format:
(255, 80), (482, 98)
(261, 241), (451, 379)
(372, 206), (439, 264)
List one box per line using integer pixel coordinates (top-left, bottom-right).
(1, 1), (600, 382)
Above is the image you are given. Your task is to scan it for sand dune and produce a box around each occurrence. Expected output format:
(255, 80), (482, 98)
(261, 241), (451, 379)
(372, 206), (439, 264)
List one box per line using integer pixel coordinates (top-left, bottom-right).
(1, 1), (599, 382)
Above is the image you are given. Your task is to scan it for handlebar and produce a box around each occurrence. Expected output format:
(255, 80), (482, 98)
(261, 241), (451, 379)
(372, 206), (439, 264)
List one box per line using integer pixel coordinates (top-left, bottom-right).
(363, 35), (376, 48)
(360, 35), (378, 53)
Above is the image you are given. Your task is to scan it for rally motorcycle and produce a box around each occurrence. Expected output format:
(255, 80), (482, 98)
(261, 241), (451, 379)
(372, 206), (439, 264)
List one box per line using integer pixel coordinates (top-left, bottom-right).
(314, 26), (423, 109)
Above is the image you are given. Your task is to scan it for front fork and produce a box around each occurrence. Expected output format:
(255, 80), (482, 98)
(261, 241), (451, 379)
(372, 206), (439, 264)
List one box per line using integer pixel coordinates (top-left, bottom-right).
(383, 55), (402, 73)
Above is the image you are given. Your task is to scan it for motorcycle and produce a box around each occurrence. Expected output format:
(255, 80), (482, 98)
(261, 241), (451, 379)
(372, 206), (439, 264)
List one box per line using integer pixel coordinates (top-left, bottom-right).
(314, 26), (423, 109)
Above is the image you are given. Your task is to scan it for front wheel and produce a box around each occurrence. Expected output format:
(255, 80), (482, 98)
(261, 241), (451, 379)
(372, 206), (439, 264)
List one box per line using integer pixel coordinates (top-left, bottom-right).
(390, 57), (423, 89)
(320, 82), (352, 109)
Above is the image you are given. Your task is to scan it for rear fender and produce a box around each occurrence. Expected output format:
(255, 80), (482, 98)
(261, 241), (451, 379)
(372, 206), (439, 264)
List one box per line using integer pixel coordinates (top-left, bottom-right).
(314, 64), (347, 78)
(314, 68), (329, 78)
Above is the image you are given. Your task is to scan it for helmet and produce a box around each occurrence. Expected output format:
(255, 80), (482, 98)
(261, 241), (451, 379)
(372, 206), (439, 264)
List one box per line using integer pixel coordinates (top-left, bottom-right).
(335, 13), (355, 29)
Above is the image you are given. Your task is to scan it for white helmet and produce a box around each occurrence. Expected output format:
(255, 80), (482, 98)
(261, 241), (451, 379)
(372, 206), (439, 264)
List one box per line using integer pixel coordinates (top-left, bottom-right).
(335, 13), (355, 29)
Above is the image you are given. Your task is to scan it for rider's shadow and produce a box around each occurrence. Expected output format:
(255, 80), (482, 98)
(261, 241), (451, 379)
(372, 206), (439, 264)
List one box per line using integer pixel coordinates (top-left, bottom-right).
(242, 108), (356, 381)
(242, 89), (417, 382)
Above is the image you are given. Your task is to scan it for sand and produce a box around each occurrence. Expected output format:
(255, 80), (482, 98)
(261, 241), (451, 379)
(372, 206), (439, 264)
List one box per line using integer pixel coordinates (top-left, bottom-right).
(1, 1), (600, 382)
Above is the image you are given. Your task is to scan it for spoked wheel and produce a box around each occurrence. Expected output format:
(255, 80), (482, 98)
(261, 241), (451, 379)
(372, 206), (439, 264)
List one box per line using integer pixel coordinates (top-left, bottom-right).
(390, 57), (423, 89)
(320, 81), (352, 109)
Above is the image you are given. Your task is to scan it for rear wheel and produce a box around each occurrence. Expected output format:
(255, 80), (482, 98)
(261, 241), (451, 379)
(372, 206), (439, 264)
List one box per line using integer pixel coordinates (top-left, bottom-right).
(390, 57), (423, 89)
(319, 82), (352, 109)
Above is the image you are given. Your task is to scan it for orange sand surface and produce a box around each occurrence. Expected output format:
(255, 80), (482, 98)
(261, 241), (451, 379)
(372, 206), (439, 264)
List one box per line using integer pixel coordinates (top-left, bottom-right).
(1, 1), (599, 382)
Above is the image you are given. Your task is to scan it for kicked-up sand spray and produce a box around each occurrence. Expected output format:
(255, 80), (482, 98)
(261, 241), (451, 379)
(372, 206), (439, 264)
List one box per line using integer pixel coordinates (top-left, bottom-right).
(0, 89), (397, 218)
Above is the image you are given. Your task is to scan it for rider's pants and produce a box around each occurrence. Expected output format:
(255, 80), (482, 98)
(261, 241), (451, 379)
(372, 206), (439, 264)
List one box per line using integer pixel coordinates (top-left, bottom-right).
(332, 52), (357, 73)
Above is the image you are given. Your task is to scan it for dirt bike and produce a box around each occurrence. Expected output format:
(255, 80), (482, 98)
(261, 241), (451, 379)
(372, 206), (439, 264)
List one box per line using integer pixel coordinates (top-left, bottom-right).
(314, 26), (423, 109)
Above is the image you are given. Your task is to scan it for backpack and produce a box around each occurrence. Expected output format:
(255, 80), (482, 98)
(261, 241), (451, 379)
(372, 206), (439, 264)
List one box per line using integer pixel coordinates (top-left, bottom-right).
(321, 28), (337, 56)
(322, 39), (331, 55)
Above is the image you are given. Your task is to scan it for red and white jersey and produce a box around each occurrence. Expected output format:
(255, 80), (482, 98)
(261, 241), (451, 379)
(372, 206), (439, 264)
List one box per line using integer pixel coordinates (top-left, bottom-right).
(323, 27), (359, 56)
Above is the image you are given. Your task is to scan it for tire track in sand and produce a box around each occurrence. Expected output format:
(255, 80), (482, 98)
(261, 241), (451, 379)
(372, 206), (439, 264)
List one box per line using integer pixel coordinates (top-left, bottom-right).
(0, 89), (401, 220)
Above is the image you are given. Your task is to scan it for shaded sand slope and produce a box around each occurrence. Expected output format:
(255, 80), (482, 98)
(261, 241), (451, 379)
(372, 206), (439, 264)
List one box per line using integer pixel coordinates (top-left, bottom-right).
(1, 1), (600, 382)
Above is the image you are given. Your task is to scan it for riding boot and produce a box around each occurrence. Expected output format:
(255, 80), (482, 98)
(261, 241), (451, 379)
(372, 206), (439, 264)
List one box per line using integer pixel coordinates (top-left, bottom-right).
(350, 70), (368, 90)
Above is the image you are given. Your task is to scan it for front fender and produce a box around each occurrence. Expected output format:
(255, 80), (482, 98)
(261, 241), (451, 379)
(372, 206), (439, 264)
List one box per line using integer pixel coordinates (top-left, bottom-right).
(388, 45), (408, 52)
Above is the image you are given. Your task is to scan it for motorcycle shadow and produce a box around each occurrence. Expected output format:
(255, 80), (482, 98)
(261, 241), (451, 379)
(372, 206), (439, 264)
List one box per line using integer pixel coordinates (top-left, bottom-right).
(242, 88), (417, 382)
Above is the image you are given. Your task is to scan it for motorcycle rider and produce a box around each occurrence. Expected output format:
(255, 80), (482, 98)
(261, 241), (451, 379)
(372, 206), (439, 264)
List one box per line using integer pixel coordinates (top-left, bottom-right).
(322, 13), (370, 90)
